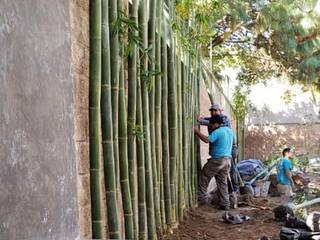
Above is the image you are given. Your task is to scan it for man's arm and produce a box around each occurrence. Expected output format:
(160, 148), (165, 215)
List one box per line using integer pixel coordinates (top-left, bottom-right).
(197, 116), (210, 126)
(193, 128), (209, 143)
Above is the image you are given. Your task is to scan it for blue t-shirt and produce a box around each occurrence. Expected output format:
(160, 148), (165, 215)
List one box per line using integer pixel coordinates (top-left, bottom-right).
(208, 127), (233, 159)
(277, 158), (293, 185)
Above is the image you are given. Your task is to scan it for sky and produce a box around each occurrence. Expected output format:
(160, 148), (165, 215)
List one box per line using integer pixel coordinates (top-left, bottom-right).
(220, 68), (320, 124)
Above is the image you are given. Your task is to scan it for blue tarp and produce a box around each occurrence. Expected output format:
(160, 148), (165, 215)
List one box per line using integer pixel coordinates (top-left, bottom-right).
(237, 159), (265, 178)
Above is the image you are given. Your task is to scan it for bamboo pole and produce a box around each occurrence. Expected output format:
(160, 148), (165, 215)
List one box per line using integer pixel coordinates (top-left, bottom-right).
(101, 0), (120, 238)
(128, 0), (139, 238)
(177, 57), (184, 220)
(155, 1), (166, 232)
(181, 61), (188, 209)
(194, 58), (201, 206)
(89, 0), (103, 238)
(136, 48), (147, 239)
(161, 34), (172, 227)
(118, 0), (134, 238)
(138, 0), (157, 238)
(167, 0), (178, 225)
(189, 73), (195, 207)
(109, 0), (121, 210)
(148, 0), (162, 234)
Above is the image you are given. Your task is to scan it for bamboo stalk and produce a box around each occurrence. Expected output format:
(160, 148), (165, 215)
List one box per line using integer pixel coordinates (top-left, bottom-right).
(177, 57), (184, 220)
(167, 0), (178, 225)
(138, 0), (157, 238)
(109, 0), (121, 211)
(148, 0), (161, 234)
(101, 0), (120, 238)
(89, 0), (103, 238)
(136, 48), (147, 239)
(181, 61), (189, 209)
(128, 0), (139, 238)
(189, 73), (195, 207)
(161, 34), (172, 227)
(118, 0), (134, 238)
(195, 58), (201, 206)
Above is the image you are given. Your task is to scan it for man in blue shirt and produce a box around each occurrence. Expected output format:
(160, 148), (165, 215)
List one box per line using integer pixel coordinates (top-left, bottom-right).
(277, 147), (295, 202)
(194, 115), (234, 210)
(197, 103), (239, 191)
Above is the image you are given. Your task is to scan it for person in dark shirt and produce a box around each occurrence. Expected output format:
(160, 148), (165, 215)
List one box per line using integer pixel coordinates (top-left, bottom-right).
(197, 103), (239, 191)
(194, 115), (234, 210)
(197, 103), (231, 128)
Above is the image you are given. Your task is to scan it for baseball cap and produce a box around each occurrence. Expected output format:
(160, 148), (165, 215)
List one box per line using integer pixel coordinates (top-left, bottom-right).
(209, 115), (224, 124)
(209, 103), (222, 111)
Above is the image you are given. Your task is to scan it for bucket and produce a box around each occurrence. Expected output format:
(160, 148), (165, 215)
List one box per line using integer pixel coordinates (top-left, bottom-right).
(254, 180), (270, 198)
(260, 181), (270, 197)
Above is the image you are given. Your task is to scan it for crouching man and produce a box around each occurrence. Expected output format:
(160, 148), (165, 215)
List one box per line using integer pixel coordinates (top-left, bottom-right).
(194, 115), (234, 210)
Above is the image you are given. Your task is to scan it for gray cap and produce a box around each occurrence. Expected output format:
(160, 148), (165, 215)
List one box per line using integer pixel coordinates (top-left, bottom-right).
(209, 103), (222, 111)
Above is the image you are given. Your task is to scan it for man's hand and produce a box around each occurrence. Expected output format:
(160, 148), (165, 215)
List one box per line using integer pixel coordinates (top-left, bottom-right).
(193, 127), (200, 134)
(197, 116), (203, 123)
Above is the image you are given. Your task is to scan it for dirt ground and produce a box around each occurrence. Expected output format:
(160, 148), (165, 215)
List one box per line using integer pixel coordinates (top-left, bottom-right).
(163, 197), (282, 240)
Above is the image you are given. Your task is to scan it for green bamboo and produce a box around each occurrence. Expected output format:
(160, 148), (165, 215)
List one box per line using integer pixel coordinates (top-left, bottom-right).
(109, 0), (121, 208)
(136, 49), (147, 239)
(128, 0), (139, 238)
(167, 0), (178, 225)
(195, 57), (201, 206)
(138, 0), (157, 238)
(101, 0), (120, 238)
(182, 60), (189, 209)
(89, 0), (103, 238)
(159, 157), (166, 230)
(118, 0), (134, 238)
(148, 0), (162, 234)
(161, 34), (172, 226)
(177, 57), (184, 221)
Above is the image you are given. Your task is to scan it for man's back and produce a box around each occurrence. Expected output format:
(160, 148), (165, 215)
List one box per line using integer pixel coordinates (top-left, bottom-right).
(277, 158), (292, 185)
(208, 127), (233, 159)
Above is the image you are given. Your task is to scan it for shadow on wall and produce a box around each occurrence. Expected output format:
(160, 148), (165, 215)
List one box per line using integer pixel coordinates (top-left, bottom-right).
(248, 101), (320, 125)
(245, 123), (320, 161)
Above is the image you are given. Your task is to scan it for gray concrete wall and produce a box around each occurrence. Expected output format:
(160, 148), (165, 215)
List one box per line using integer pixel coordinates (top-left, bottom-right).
(0, 1), (79, 239)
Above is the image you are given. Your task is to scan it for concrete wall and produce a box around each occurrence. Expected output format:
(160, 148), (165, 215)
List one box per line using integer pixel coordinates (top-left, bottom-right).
(0, 1), (83, 239)
(245, 123), (320, 161)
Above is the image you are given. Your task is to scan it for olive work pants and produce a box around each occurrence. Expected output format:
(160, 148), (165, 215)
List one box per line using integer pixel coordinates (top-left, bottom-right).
(198, 157), (231, 208)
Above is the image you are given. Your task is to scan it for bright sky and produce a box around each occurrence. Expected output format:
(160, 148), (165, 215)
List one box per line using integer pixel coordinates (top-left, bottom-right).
(221, 68), (320, 124)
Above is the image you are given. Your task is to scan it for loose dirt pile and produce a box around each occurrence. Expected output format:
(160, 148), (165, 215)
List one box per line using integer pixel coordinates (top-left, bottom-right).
(163, 199), (281, 240)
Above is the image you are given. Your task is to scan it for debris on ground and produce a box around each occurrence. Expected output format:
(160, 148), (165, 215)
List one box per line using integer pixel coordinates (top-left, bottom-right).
(279, 227), (320, 240)
(222, 212), (251, 224)
(274, 205), (295, 221)
(162, 201), (279, 240)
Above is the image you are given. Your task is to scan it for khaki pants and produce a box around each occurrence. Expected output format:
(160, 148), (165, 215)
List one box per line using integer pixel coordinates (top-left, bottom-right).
(277, 184), (293, 205)
(199, 157), (231, 208)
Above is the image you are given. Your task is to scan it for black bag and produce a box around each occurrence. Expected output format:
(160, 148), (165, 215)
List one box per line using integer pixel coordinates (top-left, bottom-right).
(285, 216), (311, 231)
(280, 227), (320, 240)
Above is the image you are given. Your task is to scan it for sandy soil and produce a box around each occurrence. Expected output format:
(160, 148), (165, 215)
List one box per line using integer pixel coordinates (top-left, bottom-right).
(163, 198), (282, 240)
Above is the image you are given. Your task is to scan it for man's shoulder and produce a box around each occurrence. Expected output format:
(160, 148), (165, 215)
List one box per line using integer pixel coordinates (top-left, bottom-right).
(219, 126), (233, 135)
(282, 158), (292, 166)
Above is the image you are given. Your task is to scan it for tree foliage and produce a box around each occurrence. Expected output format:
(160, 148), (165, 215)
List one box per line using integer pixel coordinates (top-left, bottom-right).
(175, 0), (320, 90)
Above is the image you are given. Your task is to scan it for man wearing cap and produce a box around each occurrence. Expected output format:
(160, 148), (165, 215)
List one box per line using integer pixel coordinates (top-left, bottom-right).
(197, 103), (231, 128)
(194, 115), (234, 210)
(198, 103), (238, 191)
